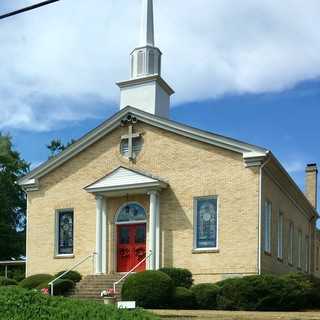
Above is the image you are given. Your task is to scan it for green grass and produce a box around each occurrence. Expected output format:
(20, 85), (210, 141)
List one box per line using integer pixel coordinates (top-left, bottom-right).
(0, 286), (160, 320)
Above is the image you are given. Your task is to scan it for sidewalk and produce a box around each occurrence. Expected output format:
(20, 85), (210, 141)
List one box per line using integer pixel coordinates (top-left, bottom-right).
(151, 309), (320, 320)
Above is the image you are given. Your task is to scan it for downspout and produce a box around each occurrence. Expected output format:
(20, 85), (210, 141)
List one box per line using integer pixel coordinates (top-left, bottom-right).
(258, 154), (271, 275)
(309, 215), (316, 275)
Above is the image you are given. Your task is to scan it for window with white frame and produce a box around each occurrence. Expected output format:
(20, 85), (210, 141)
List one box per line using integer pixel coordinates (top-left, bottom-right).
(263, 201), (272, 254)
(288, 222), (294, 265)
(194, 197), (218, 250)
(56, 210), (74, 255)
(298, 230), (302, 269)
(277, 212), (284, 260)
(305, 235), (310, 273)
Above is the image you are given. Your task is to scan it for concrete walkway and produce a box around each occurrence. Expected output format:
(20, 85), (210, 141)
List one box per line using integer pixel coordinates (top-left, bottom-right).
(151, 309), (320, 320)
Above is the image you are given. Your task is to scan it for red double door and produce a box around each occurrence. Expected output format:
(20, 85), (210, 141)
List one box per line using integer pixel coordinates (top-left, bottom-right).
(117, 224), (146, 273)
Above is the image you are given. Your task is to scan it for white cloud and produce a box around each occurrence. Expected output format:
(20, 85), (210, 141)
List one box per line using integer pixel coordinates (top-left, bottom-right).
(0, 0), (320, 131)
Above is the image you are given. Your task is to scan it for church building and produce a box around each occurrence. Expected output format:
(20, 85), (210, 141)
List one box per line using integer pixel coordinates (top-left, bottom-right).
(19, 0), (320, 284)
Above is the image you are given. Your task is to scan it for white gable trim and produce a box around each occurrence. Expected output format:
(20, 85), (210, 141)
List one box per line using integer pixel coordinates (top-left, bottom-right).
(19, 106), (268, 187)
(85, 166), (168, 194)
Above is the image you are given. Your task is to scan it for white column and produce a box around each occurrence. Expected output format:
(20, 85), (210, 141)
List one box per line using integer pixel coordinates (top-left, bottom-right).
(148, 190), (159, 270)
(155, 193), (160, 270)
(95, 195), (103, 274)
(102, 198), (108, 274)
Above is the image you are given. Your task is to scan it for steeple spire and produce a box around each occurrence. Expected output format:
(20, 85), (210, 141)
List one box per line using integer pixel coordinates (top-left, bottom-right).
(140, 0), (155, 47)
(117, 0), (174, 118)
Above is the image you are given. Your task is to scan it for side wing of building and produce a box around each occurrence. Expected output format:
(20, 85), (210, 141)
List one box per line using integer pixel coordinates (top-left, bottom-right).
(261, 157), (318, 276)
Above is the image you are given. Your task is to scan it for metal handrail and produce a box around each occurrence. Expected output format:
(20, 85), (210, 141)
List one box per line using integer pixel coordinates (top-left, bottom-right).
(48, 252), (97, 296)
(0, 260), (26, 278)
(113, 250), (152, 293)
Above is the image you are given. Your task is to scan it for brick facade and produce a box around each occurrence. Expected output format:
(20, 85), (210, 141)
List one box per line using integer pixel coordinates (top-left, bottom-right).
(25, 120), (318, 283)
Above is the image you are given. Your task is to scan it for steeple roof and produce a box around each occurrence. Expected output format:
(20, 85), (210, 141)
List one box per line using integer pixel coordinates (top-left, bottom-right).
(140, 0), (155, 47)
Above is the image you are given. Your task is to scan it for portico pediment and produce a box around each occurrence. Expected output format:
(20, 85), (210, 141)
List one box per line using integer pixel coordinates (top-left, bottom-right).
(84, 166), (168, 195)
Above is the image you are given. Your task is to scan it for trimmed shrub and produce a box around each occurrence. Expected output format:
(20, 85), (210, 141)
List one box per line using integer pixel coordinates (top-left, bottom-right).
(159, 268), (193, 288)
(280, 273), (318, 309)
(37, 279), (75, 296)
(122, 271), (174, 308)
(172, 287), (196, 309)
(19, 274), (53, 289)
(191, 283), (220, 309)
(52, 279), (75, 296)
(216, 274), (314, 311)
(0, 276), (18, 286)
(0, 286), (158, 320)
(54, 270), (82, 283)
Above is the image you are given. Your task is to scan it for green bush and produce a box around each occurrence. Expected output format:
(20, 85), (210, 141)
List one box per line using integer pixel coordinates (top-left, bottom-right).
(172, 287), (196, 309)
(54, 270), (82, 283)
(19, 274), (53, 289)
(36, 279), (75, 296)
(0, 286), (159, 320)
(191, 283), (220, 309)
(159, 268), (193, 288)
(52, 279), (75, 296)
(122, 271), (174, 308)
(280, 273), (319, 309)
(0, 277), (18, 286)
(216, 274), (314, 311)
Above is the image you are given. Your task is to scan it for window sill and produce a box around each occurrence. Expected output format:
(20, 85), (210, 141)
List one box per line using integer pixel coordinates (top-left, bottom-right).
(192, 249), (219, 254)
(54, 254), (75, 259)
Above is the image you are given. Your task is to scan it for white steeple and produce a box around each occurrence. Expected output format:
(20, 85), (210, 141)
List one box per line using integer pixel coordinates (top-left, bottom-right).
(140, 0), (155, 47)
(117, 0), (174, 118)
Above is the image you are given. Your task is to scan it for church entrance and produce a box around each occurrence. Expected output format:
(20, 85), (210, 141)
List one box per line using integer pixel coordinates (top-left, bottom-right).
(117, 223), (146, 272)
(115, 202), (147, 273)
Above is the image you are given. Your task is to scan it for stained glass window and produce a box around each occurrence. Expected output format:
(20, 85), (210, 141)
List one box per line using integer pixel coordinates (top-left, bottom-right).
(58, 211), (74, 255)
(117, 203), (146, 223)
(195, 197), (218, 249)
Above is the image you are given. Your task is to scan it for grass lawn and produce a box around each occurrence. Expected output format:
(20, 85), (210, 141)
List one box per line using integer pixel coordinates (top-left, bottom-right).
(152, 310), (320, 320)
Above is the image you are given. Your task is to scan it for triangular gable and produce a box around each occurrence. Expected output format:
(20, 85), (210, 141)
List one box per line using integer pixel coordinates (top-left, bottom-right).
(85, 166), (167, 193)
(19, 106), (268, 188)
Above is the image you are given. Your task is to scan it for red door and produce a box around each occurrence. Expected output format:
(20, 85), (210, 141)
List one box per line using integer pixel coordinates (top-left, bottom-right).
(117, 224), (146, 272)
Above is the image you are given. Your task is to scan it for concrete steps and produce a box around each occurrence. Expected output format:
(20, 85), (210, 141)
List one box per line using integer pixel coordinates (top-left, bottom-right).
(71, 274), (124, 301)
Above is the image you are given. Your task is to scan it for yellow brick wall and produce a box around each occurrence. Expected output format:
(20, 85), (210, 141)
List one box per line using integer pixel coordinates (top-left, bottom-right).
(261, 162), (314, 275)
(26, 122), (260, 283)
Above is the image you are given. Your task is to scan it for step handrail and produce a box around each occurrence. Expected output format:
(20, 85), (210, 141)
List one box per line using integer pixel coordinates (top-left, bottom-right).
(113, 250), (152, 292)
(48, 252), (97, 296)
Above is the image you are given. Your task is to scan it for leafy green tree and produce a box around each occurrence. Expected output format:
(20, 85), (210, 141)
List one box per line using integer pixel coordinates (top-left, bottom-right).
(0, 134), (29, 260)
(47, 139), (76, 159)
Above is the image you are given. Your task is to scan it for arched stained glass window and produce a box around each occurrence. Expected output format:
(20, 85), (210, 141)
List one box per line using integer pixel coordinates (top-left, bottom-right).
(117, 203), (146, 223)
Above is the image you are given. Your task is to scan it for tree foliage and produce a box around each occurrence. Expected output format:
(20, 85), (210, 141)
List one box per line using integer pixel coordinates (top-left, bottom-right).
(47, 139), (76, 159)
(0, 134), (29, 260)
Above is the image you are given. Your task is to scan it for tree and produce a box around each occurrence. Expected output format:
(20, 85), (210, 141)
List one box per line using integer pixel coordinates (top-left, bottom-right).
(0, 134), (29, 260)
(47, 139), (76, 159)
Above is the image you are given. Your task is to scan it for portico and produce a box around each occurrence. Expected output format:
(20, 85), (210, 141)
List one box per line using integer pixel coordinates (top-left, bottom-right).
(85, 166), (167, 274)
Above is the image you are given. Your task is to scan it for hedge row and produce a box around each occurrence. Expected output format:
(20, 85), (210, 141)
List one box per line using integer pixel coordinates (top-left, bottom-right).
(0, 287), (159, 320)
(17, 270), (82, 296)
(122, 270), (320, 311)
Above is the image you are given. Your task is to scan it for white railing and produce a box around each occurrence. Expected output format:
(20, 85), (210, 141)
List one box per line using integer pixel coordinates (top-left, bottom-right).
(113, 250), (152, 293)
(0, 260), (26, 278)
(48, 252), (97, 296)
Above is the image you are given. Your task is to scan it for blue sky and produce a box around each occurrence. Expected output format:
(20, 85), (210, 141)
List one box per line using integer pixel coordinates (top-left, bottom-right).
(1, 0), (320, 211)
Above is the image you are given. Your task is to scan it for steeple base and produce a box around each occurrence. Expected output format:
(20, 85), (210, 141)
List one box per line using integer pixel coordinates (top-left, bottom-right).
(117, 75), (174, 118)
